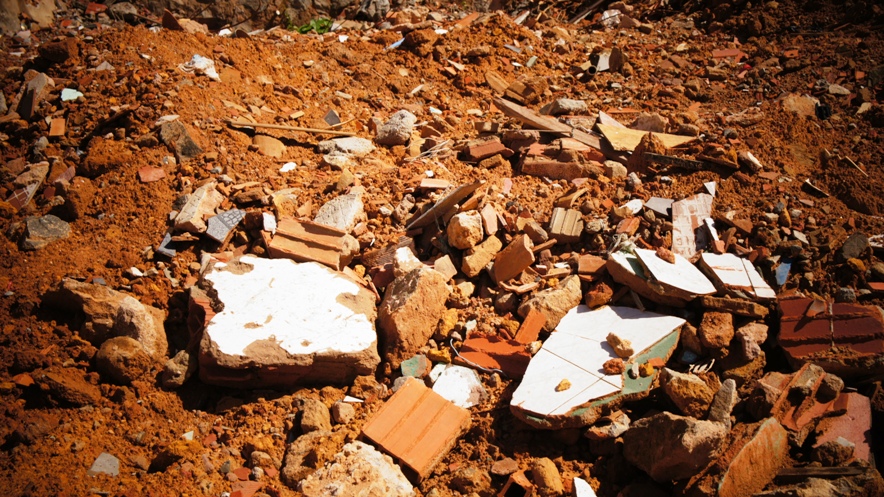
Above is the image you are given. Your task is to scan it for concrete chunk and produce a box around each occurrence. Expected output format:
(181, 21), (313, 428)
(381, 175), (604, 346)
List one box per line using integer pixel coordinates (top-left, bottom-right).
(378, 267), (450, 369)
(314, 194), (365, 233)
(198, 255), (380, 387)
(299, 441), (415, 497)
(174, 181), (223, 233)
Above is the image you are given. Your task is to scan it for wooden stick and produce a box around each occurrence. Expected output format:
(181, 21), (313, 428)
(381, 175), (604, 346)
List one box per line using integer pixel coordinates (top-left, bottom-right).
(225, 119), (356, 136)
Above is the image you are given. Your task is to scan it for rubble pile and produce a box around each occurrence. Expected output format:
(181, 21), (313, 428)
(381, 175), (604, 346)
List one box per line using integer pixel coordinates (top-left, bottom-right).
(0, 0), (883, 495)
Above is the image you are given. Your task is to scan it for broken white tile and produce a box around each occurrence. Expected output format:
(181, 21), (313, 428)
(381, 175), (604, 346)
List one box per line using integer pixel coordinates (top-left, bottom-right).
(574, 477), (598, 497)
(635, 248), (717, 298)
(432, 365), (487, 408)
(511, 305), (685, 423)
(699, 253), (776, 301)
(280, 162), (297, 172)
(262, 212), (277, 234)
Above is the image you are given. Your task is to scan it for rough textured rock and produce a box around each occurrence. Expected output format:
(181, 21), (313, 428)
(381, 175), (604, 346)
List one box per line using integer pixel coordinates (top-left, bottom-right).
(531, 457), (564, 497)
(682, 418), (788, 497)
(159, 121), (203, 161)
(281, 430), (347, 488)
(43, 279), (167, 360)
(606, 332), (634, 358)
(707, 378), (739, 428)
(517, 275), (582, 331)
(447, 211), (484, 249)
(662, 368), (716, 418)
(623, 411), (727, 482)
(376, 110), (417, 146)
(299, 441), (415, 497)
(331, 401), (355, 425)
(198, 256), (380, 387)
(299, 398), (332, 433)
(540, 98), (588, 116)
(21, 215), (70, 250)
(462, 235), (502, 277)
(698, 311), (734, 349)
(378, 267), (450, 368)
(318, 137), (375, 157)
(160, 349), (197, 389)
(314, 194), (365, 233)
(451, 466), (492, 495)
(252, 134), (285, 157)
(36, 367), (101, 406)
(96, 336), (153, 384)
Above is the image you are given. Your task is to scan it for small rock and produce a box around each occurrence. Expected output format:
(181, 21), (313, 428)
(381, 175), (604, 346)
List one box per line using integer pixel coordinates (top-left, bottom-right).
(812, 436), (855, 466)
(314, 194), (365, 233)
(662, 368), (716, 418)
(491, 458), (519, 476)
(252, 135), (285, 157)
(88, 452), (120, 477)
(517, 275), (582, 331)
(376, 110), (417, 146)
(318, 137), (376, 157)
(96, 336), (153, 384)
(585, 410), (631, 441)
(698, 311), (734, 349)
(297, 441), (413, 497)
(21, 215), (70, 250)
(447, 211), (484, 249)
(531, 457), (564, 497)
(630, 112), (668, 132)
(604, 161), (628, 179)
(606, 333), (634, 358)
(707, 378), (738, 428)
(159, 121), (203, 162)
(37, 367), (101, 406)
(331, 401), (355, 425)
(603, 358), (625, 374)
(451, 466), (492, 495)
(540, 98), (588, 116)
(161, 349), (197, 389)
(300, 398), (332, 433)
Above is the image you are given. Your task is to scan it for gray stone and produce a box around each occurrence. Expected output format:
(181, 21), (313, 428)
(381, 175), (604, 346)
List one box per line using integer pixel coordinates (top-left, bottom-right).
(160, 349), (197, 389)
(376, 110), (417, 146)
(708, 378), (738, 428)
(159, 121), (203, 161)
(834, 287), (856, 303)
(540, 98), (588, 116)
(604, 160), (628, 179)
(623, 411), (727, 482)
(22, 215), (70, 250)
(88, 452), (120, 477)
(314, 194), (365, 233)
(331, 401), (355, 424)
(318, 137), (375, 157)
(838, 232), (869, 261)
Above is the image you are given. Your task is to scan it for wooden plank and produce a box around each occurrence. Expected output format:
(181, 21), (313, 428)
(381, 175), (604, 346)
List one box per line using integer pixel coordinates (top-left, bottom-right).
(493, 98), (602, 150)
(596, 123), (697, 152)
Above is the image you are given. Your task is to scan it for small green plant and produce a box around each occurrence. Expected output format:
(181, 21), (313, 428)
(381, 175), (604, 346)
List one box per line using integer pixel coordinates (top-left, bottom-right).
(297, 17), (332, 34)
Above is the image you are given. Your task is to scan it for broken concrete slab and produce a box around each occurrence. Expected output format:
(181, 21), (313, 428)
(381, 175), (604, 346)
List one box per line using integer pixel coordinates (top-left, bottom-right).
(268, 218), (357, 271)
(174, 181), (223, 233)
(510, 305), (684, 429)
(298, 441), (415, 497)
(43, 279), (167, 360)
(681, 418), (788, 497)
(778, 298), (884, 377)
(361, 377), (470, 480)
(698, 253), (776, 301)
(623, 411), (727, 482)
(197, 255), (380, 387)
(378, 267), (450, 369)
(432, 365), (487, 408)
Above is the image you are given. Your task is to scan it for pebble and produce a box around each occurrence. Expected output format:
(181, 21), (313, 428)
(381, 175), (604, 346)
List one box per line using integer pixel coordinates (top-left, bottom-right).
(87, 452), (120, 477)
